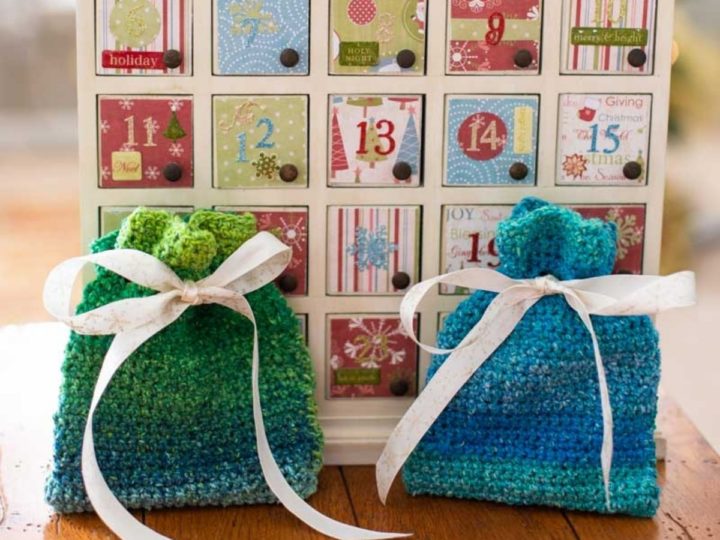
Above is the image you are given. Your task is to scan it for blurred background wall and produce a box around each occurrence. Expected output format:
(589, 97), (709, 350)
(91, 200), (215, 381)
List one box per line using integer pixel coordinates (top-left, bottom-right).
(0, 1), (718, 447)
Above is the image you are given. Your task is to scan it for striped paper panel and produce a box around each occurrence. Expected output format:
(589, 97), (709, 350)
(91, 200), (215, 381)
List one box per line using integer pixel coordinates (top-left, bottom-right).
(327, 206), (421, 295)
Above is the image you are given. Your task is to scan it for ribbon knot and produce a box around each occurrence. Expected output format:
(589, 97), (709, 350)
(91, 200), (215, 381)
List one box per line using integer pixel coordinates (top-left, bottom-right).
(181, 281), (202, 305)
(530, 274), (566, 296)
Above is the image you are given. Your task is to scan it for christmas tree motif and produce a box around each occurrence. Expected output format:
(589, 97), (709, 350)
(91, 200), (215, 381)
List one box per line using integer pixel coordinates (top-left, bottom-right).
(347, 96), (383, 118)
(163, 110), (186, 141)
(330, 107), (349, 179)
(347, 0), (377, 26)
(395, 112), (420, 178)
(356, 118), (388, 169)
(388, 97), (417, 111)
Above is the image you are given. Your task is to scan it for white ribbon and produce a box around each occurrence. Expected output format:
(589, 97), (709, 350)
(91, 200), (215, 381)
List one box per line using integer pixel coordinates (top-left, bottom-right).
(377, 268), (696, 509)
(44, 231), (407, 540)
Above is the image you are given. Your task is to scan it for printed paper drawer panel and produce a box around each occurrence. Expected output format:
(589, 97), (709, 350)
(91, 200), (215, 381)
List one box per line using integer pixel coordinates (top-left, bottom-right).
(214, 96), (308, 188)
(571, 205), (645, 274)
(329, 95), (423, 186)
(328, 314), (419, 399)
(563, 0), (657, 74)
(100, 206), (193, 235)
(327, 206), (421, 295)
(444, 95), (539, 186)
(98, 96), (193, 188)
(557, 94), (651, 186)
(441, 205), (513, 294)
(214, 0), (309, 75)
(97, 0), (192, 75)
(216, 206), (309, 296)
(447, 0), (542, 74)
(330, 0), (426, 75)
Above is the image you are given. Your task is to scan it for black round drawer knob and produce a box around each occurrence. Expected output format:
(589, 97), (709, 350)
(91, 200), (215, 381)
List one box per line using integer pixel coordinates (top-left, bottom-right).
(163, 49), (183, 69)
(514, 49), (533, 68)
(627, 48), (647, 68)
(623, 161), (643, 180)
(277, 274), (298, 293)
(163, 163), (183, 182)
(509, 162), (529, 181)
(396, 49), (416, 69)
(392, 161), (413, 181)
(392, 272), (411, 290)
(279, 163), (299, 183)
(390, 379), (410, 397)
(280, 48), (300, 68)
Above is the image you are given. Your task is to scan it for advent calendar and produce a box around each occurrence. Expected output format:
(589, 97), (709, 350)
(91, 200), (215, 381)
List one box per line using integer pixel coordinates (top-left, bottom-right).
(77, 0), (675, 463)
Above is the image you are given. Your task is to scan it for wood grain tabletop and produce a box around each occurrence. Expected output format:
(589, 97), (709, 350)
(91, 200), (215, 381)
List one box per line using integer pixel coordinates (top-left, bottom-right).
(1, 324), (719, 540)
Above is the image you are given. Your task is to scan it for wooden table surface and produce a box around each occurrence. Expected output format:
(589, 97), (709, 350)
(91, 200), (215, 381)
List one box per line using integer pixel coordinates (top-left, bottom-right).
(1, 324), (719, 540)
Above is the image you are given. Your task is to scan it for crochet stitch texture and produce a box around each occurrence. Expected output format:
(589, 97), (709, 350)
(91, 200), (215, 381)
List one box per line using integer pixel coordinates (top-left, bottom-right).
(403, 198), (661, 517)
(46, 208), (324, 513)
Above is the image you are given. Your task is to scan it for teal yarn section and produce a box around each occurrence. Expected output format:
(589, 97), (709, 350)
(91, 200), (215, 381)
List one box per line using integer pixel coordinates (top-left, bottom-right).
(46, 209), (324, 513)
(403, 198), (661, 517)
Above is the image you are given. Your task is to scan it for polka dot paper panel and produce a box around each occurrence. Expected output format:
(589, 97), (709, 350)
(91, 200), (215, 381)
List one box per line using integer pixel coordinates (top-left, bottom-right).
(214, 0), (309, 75)
(330, 0), (427, 75)
(213, 95), (309, 189)
(444, 95), (539, 186)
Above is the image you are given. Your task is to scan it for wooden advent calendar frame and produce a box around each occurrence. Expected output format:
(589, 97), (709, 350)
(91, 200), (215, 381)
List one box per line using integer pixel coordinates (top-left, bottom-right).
(76, 0), (675, 464)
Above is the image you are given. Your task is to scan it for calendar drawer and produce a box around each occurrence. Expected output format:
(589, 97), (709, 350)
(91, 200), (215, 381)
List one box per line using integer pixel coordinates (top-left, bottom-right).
(440, 205), (513, 294)
(214, 96), (308, 188)
(216, 206), (309, 296)
(327, 314), (419, 399)
(571, 205), (646, 274)
(329, 95), (423, 186)
(98, 96), (194, 188)
(557, 94), (651, 185)
(327, 206), (421, 295)
(444, 95), (539, 186)
(100, 206), (193, 235)
(562, 0), (657, 74)
(96, 0), (192, 75)
(214, 0), (309, 75)
(330, 0), (426, 75)
(447, 0), (542, 74)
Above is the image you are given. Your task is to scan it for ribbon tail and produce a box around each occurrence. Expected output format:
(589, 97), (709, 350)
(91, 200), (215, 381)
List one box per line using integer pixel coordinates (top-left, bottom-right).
(241, 301), (409, 539)
(82, 307), (187, 540)
(565, 293), (614, 511)
(376, 289), (541, 505)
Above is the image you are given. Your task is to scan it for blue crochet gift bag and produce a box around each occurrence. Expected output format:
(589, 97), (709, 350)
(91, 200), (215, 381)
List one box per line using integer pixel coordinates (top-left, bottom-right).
(402, 198), (664, 517)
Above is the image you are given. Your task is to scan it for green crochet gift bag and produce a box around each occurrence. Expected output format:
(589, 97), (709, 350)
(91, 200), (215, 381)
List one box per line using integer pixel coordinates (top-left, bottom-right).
(45, 208), (324, 513)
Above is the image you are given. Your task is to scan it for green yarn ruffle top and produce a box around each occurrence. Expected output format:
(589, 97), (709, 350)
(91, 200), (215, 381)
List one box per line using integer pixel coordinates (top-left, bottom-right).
(46, 208), (324, 513)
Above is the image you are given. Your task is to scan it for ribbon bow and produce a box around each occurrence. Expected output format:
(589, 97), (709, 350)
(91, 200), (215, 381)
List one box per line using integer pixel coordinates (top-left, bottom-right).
(44, 231), (406, 540)
(376, 268), (696, 508)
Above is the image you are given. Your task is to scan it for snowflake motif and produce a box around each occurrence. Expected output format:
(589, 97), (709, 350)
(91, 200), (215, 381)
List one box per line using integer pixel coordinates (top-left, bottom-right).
(330, 355), (342, 370)
(169, 142), (184, 157)
(527, 5), (541, 20)
(145, 166), (160, 180)
(168, 98), (184, 112)
(347, 226), (398, 272)
(357, 385), (377, 396)
(606, 209), (644, 260)
(101, 166), (111, 180)
(344, 318), (408, 369)
(99, 120), (111, 134)
(251, 152), (280, 180)
(144, 117), (160, 134)
(448, 41), (483, 72)
(118, 99), (134, 111)
(562, 153), (588, 179)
